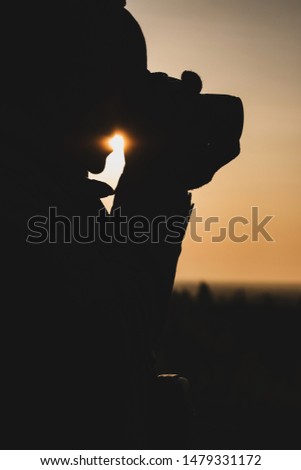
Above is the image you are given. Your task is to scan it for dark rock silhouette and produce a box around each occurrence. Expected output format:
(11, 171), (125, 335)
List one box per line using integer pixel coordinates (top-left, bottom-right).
(1, 1), (243, 449)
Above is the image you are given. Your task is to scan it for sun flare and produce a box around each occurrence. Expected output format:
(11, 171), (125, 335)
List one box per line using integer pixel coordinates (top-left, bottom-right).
(90, 132), (127, 212)
(109, 134), (125, 153)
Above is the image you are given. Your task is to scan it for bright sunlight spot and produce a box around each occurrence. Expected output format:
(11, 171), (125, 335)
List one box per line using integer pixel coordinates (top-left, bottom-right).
(109, 134), (125, 153)
(89, 133), (126, 213)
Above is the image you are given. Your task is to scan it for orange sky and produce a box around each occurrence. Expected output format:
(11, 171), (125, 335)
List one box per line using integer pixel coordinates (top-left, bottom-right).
(95, 0), (301, 285)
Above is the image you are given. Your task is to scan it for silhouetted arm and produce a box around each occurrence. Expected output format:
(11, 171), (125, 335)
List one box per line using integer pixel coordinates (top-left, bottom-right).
(112, 156), (193, 343)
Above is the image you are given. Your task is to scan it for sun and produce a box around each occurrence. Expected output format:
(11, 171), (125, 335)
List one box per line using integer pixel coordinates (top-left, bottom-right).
(109, 134), (125, 153)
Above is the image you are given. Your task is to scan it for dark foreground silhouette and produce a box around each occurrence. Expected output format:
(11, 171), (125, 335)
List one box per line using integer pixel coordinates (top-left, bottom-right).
(1, 1), (243, 449)
(157, 283), (301, 449)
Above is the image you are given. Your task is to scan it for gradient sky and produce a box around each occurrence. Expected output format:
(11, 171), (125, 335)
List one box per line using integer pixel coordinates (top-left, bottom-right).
(97, 0), (301, 285)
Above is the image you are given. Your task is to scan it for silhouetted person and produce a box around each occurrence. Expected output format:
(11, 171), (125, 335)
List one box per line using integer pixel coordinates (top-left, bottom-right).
(0, 0), (242, 449)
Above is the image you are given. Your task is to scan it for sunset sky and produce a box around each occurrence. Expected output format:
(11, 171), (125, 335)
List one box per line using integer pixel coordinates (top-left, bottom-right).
(97, 0), (301, 285)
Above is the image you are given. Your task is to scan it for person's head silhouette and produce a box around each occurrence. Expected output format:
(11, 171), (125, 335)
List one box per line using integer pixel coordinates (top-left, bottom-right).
(2, 0), (148, 175)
